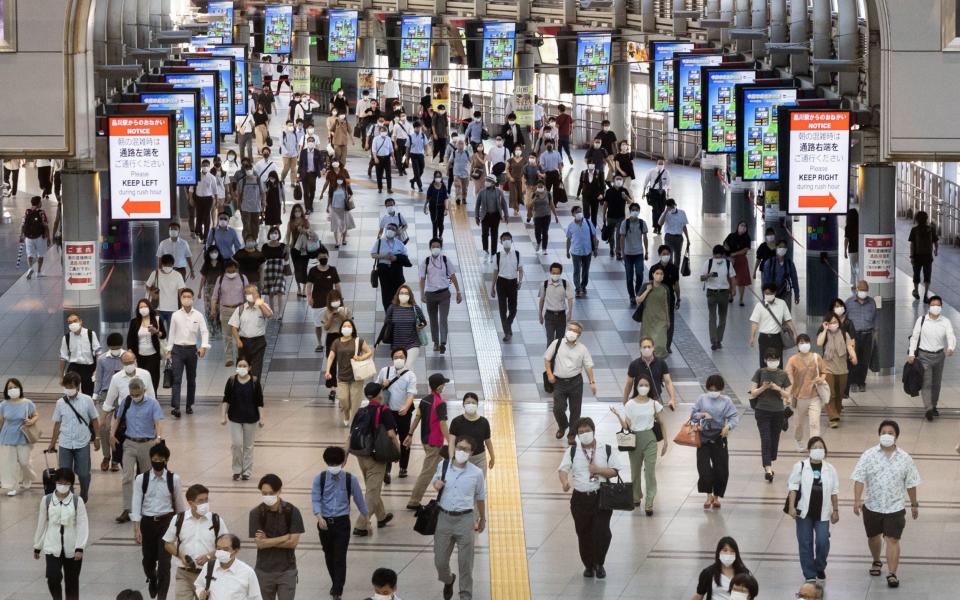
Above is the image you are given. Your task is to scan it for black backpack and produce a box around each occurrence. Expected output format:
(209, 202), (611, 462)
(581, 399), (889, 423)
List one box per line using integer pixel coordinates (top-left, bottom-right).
(173, 511), (221, 555)
(318, 471), (353, 505)
(23, 209), (44, 239)
(348, 404), (377, 456)
(141, 469), (176, 498)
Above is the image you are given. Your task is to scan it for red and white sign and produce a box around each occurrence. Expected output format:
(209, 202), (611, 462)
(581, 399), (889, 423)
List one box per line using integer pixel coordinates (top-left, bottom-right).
(863, 234), (894, 283)
(64, 242), (97, 291)
(108, 116), (173, 220)
(786, 110), (851, 215)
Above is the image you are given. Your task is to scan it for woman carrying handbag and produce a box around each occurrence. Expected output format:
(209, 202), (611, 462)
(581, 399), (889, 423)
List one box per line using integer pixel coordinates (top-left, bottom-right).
(689, 374), (740, 510)
(609, 374), (668, 515)
(785, 333), (830, 449)
(374, 285), (424, 367)
(324, 318), (374, 427)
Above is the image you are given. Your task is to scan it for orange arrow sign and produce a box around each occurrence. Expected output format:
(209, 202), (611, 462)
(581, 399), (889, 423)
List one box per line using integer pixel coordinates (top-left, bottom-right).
(122, 198), (162, 215)
(797, 193), (837, 210)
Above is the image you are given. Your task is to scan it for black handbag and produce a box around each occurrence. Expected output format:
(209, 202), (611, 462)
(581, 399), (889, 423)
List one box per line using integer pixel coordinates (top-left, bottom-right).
(652, 419), (663, 442)
(293, 184), (303, 201)
(782, 461), (804, 515)
(599, 475), (634, 511)
(601, 223), (613, 242)
(680, 251), (691, 277)
(162, 359), (173, 389)
(414, 459), (449, 535)
(631, 299), (645, 323)
(374, 408), (400, 463)
(902, 316), (925, 396)
(542, 337), (563, 393)
(370, 240), (381, 289)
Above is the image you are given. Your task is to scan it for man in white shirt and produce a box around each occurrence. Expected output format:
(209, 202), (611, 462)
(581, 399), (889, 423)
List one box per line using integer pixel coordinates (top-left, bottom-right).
(166, 288), (211, 418)
(658, 198), (689, 265)
(419, 239), (463, 354)
(543, 322), (597, 444)
(229, 285), (274, 379)
(700, 245), (736, 351)
(254, 147), (279, 187)
(193, 161), (224, 242)
(157, 223), (194, 280)
(382, 71), (400, 116)
(538, 262), (575, 342)
(195, 534), (262, 600)
(491, 232), (522, 342)
(643, 159), (672, 234)
(102, 350), (156, 440)
(557, 417), (623, 579)
(132, 443), (186, 600)
(236, 113), (255, 162)
(906, 295), (956, 420)
(58, 314), (101, 395)
(164, 483), (229, 600)
(748, 283), (798, 368)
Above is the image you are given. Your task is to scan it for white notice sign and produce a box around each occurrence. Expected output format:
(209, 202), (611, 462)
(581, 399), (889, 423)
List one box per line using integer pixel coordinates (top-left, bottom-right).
(862, 234), (894, 283)
(786, 110), (851, 215)
(108, 116), (173, 220)
(64, 242), (96, 291)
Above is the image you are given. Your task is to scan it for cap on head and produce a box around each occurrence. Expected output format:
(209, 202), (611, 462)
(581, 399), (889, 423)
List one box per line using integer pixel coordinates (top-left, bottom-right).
(428, 373), (450, 390)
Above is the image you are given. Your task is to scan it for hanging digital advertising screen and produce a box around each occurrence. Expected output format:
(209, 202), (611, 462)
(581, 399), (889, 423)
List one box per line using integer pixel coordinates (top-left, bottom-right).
(575, 33), (612, 95)
(139, 91), (200, 186)
(194, 44), (249, 117)
(163, 71), (219, 157)
(206, 1), (234, 44)
(701, 67), (756, 154)
(649, 40), (695, 112)
(481, 22), (516, 81)
(263, 4), (294, 55)
(327, 10), (359, 62)
(781, 109), (851, 215)
(400, 16), (432, 70)
(672, 52), (723, 130)
(186, 58), (235, 135)
(735, 85), (798, 181)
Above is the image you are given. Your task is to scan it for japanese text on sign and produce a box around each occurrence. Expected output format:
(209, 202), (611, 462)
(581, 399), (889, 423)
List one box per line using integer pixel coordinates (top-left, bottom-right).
(863, 234), (894, 283)
(64, 242), (96, 291)
(786, 110), (851, 214)
(108, 116), (173, 220)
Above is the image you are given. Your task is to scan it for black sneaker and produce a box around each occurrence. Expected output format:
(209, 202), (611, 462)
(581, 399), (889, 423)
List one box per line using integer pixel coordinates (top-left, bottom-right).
(378, 513), (394, 528)
(439, 343), (446, 354)
(232, 474), (241, 481)
(933, 407), (940, 416)
(582, 568), (594, 578)
(816, 570), (826, 580)
(383, 473), (391, 485)
(925, 409), (934, 421)
(398, 469), (408, 478)
(171, 409), (181, 419)
(595, 565), (606, 579)
(185, 407), (193, 415)
(115, 510), (130, 524)
(442, 574), (456, 600)
(148, 577), (158, 598)
(352, 528), (369, 537)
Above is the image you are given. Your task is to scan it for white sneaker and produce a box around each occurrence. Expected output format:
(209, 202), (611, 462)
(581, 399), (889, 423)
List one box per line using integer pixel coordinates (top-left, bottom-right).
(6, 489), (16, 497)
(25, 269), (33, 280)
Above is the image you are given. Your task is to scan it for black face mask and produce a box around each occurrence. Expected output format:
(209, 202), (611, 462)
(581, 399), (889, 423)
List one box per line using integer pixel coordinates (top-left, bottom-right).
(318, 257), (329, 266)
(151, 461), (166, 472)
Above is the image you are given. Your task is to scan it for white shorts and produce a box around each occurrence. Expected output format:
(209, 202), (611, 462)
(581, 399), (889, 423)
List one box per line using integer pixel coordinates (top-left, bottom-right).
(24, 237), (47, 258)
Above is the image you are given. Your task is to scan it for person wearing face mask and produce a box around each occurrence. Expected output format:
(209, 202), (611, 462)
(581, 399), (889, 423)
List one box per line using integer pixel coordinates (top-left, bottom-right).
(325, 318), (374, 426)
(210, 261), (249, 367)
(844, 280), (877, 393)
(131, 443), (185, 600)
(369, 568), (402, 600)
(297, 135), (326, 215)
(748, 282), (798, 368)
(584, 138), (609, 180)
(194, 534), (261, 600)
(311, 447), (368, 600)
(464, 110), (487, 151)
(260, 227), (290, 316)
(906, 295), (956, 421)
(566, 207), (599, 298)
(538, 141), (564, 200)
(537, 120), (558, 154)
(722, 221), (753, 306)
(613, 140), (635, 186)
(377, 198), (408, 242)
(619, 202), (650, 305)
(487, 135), (510, 186)
(376, 350), (418, 481)
(206, 212), (243, 260)
(128, 299), (166, 398)
(371, 223), (411, 310)
(58, 314), (101, 395)
(658, 198), (689, 266)
(285, 204), (316, 297)
(552, 104), (574, 164)
(430, 436), (487, 599)
(474, 174), (510, 261)
(233, 159), (265, 241)
(331, 110), (353, 167)
(33, 468), (89, 600)
(20, 194), (51, 280)
(424, 173), (450, 241)
(469, 145), (488, 199)
(625, 336), (679, 410)
(371, 126), (395, 193)
(576, 160), (606, 227)
(786, 436), (840, 584)
(637, 265), (672, 357)
(156, 222), (193, 279)
(642, 159), (671, 234)
(431, 105), (450, 165)
(601, 175), (631, 259)
(595, 119), (618, 171)
(784, 334), (827, 449)
(249, 473), (305, 599)
(48, 371), (100, 502)
(489, 232), (523, 341)
(375, 285), (425, 365)
(419, 239), (463, 353)
(92, 333), (125, 407)
(753, 227), (778, 278)
(163, 484), (228, 600)
(761, 240), (800, 305)
(908, 209), (939, 303)
(147, 255), (187, 333)
(749, 349), (792, 482)
(236, 104), (256, 161)
(110, 377), (164, 523)
(500, 112), (525, 154)
(538, 263), (575, 342)
(690, 375), (739, 509)
(220, 360), (266, 481)
(557, 417), (622, 579)
(504, 144), (526, 216)
(279, 120), (301, 188)
(816, 313), (857, 428)
(851, 420), (921, 589)
(229, 286), (274, 380)
(193, 161), (224, 242)
(262, 173), (286, 230)
(610, 375), (669, 515)
(692, 537), (751, 600)
(406, 121), (430, 191)
(347, 384), (399, 537)
(166, 289), (211, 418)
(233, 235), (266, 288)
(727, 573), (759, 600)
(306, 247), (342, 329)
(700, 246), (736, 350)
(544, 322), (597, 443)
(448, 138), (472, 205)
(0, 377), (39, 496)
(199, 246), (226, 338)
(448, 393), (495, 477)
(404, 373), (452, 509)
(520, 152), (543, 219)
(102, 351), (156, 469)
(529, 180), (559, 255)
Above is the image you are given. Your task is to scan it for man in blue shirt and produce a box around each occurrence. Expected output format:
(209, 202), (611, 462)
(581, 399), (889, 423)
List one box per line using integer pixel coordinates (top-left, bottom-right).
(408, 121), (430, 192)
(432, 436), (486, 600)
(371, 127), (395, 194)
(566, 206), (599, 298)
(371, 224), (411, 310)
(92, 333), (124, 471)
(48, 372), (100, 502)
(206, 212), (243, 260)
(311, 446), (367, 600)
(464, 111), (485, 150)
(110, 377), (164, 523)
(538, 143), (564, 199)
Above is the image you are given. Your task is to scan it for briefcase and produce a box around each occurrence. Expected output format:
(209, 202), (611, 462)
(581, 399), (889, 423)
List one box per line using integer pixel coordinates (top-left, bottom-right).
(598, 476), (634, 511)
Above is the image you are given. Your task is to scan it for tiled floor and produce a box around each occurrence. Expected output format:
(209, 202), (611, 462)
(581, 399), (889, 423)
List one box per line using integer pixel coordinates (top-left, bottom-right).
(2, 98), (960, 599)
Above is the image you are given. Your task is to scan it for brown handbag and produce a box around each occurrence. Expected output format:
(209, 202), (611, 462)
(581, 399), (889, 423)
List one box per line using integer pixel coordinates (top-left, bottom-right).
(673, 421), (701, 448)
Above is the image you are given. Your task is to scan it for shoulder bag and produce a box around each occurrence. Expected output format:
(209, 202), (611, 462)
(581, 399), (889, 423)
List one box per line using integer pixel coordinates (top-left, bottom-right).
(370, 240), (381, 289)
(645, 170), (665, 207)
(21, 417), (42, 444)
(761, 299), (796, 349)
(414, 459), (449, 535)
(350, 338), (377, 381)
(147, 270), (161, 309)
(542, 337), (563, 393)
(413, 305), (429, 347)
(813, 354), (831, 405)
(680, 249), (692, 277)
(373, 406), (401, 463)
(902, 315), (926, 396)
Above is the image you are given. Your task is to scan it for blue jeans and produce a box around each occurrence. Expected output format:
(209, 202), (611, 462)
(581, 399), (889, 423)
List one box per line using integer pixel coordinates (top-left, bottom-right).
(572, 254), (592, 293)
(623, 253), (645, 299)
(59, 445), (91, 501)
(796, 516), (830, 579)
(157, 310), (173, 333)
(170, 345), (198, 410)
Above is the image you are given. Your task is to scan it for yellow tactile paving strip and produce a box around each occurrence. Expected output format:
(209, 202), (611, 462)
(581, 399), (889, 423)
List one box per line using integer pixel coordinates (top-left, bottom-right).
(450, 206), (532, 600)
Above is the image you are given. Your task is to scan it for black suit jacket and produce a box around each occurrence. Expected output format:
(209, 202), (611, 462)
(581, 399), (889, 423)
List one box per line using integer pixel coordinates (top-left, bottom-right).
(500, 123), (526, 152)
(298, 148), (326, 178)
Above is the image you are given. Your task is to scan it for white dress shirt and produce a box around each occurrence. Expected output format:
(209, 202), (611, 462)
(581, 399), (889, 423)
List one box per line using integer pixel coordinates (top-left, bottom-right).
(162, 511), (230, 569)
(103, 368), (157, 412)
(558, 442), (623, 493)
(643, 166), (671, 192)
(382, 80), (400, 98)
(194, 558), (262, 600)
(147, 270), (186, 312)
(544, 339), (594, 379)
(434, 461), (487, 512)
(131, 469), (185, 521)
(168, 308), (211, 349)
(907, 313), (957, 357)
(59, 328), (101, 364)
(34, 493), (89, 558)
(493, 250), (521, 280)
(196, 171), (225, 198)
(701, 257), (734, 290)
(228, 303), (269, 338)
(749, 298), (792, 334)
(375, 366), (418, 411)
(156, 238), (193, 269)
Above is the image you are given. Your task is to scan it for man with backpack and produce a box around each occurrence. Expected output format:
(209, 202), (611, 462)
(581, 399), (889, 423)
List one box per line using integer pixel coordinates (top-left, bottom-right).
(538, 263), (575, 342)
(490, 232), (523, 342)
(347, 383), (399, 538)
(58, 314), (100, 395)
(619, 202), (649, 306)
(20, 195), (50, 279)
(194, 534), (260, 600)
(131, 443), (185, 600)
(248, 474), (304, 600)
(163, 483), (228, 600)
(419, 239), (463, 354)
(311, 446), (368, 600)
(475, 175), (510, 261)
(404, 374), (451, 510)
(235, 160), (265, 242)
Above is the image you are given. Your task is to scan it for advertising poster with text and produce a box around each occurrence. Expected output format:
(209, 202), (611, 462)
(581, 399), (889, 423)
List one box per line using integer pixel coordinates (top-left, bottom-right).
(108, 116), (173, 220)
(702, 68), (755, 153)
(141, 92), (199, 186)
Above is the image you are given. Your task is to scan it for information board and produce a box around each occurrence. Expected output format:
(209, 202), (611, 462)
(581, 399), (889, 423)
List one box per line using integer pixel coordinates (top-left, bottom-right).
(513, 85), (534, 127)
(784, 110), (851, 215)
(64, 242), (97, 291)
(263, 4), (293, 55)
(206, 1), (234, 44)
(626, 41), (646, 74)
(481, 22), (516, 81)
(196, 45), (248, 117)
(327, 10), (358, 62)
(357, 69), (376, 99)
(163, 72), (219, 157)
(673, 52), (722, 130)
(107, 115), (174, 220)
(649, 41), (694, 112)
(140, 92), (200, 186)
(736, 85), (797, 181)
(862, 234), (895, 283)
(575, 33), (612, 95)
(431, 74), (449, 113)
(702, 67), (755, 154)
(400, 16), (432, 70)
(186, 58), (234, 135)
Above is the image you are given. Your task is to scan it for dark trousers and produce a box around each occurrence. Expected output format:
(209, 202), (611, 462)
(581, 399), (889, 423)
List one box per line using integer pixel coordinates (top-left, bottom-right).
(544, 170), (561, 198)
(2, 165), (19, 195)
(170, 344), (198, 410)
(317, 516), (350, 596)
(623, 253), (644, 299)
(570, 491), (612, 569)
(544, 310), (566, 343)
(45, 552), (82, 600)
(696, 438), (729, 497)
(375, 156), (392, 191)
(912, 259), (932, 285)
(664, 233), (684, 265)
(37, 166), (52, 196)
(480, 214), (501, 254)
(552, 374), (583, 435)
(533, 215), (550, 251)
(572, 254), (592, 293)
(239, 335), (267, 379)
(585, 198), (601, 227)
(433, 138), (447, 161)
(848, 330), (873, 387)
(136, 352), (162, 391)
(754, 409), (784, 467)
(194, 195), (214, 239)
(430, 210), (445, 241)
(301, 172), (318, 212)
(706, 289), (730, 345)
(387, 409), (413, 472)
(758, 332), (785, 368)
(557, 136), (573, 162)
(495, 277), (518, 336)
(53, 170), (62, 200)
(425, 289), (452, 345)
(66, 362), (96, 396)
(410, 153), (425, 189)
(140, 514), (174, 599)
(394, 139), (408, 174)
(651, 197), (665, 233)
(377, 264), (404, 311)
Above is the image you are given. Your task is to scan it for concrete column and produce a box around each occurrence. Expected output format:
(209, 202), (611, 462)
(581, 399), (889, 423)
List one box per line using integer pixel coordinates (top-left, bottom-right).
(107, 0), (125, 66)
(235, 13), (250, 47)
(789, 0), (810, 76)
(131, 222), (160, 301)
(563, 0), (576, 25)
(149, 0), (163, 33)
(805, 214), (839, 323)
(858, 163), (896, 372)
(124, 0), (139, 56)
(137, 0), (151, 50)
(608, 45), (631, 151)
(811, 0), (831, 85)
(60, 164), (102, 330)
(641, 0), (657, 33)
(98, 172), (133, 331)
(729, 179), (757, 237)
(720, 0), (735, 45)
(362, 37), (376, 68)
(673, 0), (689, 36)
(751, 0), (768, 59)
(611, 0), (626, 28)
(769, 0), (788, 67)
(836, 0), (859, 95)
(706, 0), (722, 42)
(701, 154), (727, 215)
(160, 0), (173, 31)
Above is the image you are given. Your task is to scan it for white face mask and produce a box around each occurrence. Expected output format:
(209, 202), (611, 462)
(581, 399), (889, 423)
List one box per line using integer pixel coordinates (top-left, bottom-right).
(210, 252), (219, 260)
(776, 247), (788, 257)
(124, 364), (137, 376)
(502, 241), (512, 250)
(261, 495), (279, 507)
(660, 255), (670, 265)
(574, 213), (584, 222)
(729, 591), (749, 600)
(109, 349), (122, 358)
(834, 306), (845, 316)
(161, 267), (173, 274)
(398, 294), (410, 304)
(393, 358), (405, 370)
(707, 390), (721, 399)
(387, 207), (396, 216)
(328, 465), (343, 475)
(798, 343), (811, 354)
(766, 360), (780, 369)
(809, 448), (826, 462)
(763, 294), (776, 303)
(226, 272), (238, 279)
(245, 294), (255, 304)
(454, 449), (470, 463)
(550, 273), (561, 282)
(718, 552), (737, 567)
(219, 220), (229, 227)
(341, 327), (353, 337)
(139, 307), (150, 317)
(879, 433), (896, 448)
(565, 330), (579, 343)
(236, 367), (249, 377)
(330, 301), (341, 309)
(856, 290), (869, 300)
(374, 594), (393, 600)
(630, 211), (640, 219)
(56, 484), (71, 495)
(307, 143), (316, 150)
(195, 502), (210, 517)
(215, 550), (232, 564)
(640, 347), (654, 358)
(636, 385), (650, 397)
(63, 388), (78, 398)
(68, 322), (81, 333)
(269, 233), (280, 241)
(6, 387), (20, 399)
(181, 298), (193, 308)
(577, 431), (594, 445)
(431, 247), (442, 257)
(464, 403), (478, 416)
(514, 150), (522, 156)
(385, 230), (397, 239)
(929, 305), (943, 316)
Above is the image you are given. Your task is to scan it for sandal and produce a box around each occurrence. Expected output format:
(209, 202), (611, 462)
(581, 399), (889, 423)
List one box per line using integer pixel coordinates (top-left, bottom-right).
(869, 561), (882, 576)
(886, 573), (899, 588)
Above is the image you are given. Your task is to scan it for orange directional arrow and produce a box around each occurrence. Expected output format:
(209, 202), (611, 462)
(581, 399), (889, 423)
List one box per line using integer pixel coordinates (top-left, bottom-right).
(797, 193), (837, 210)
(122, 198), (162, 215)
